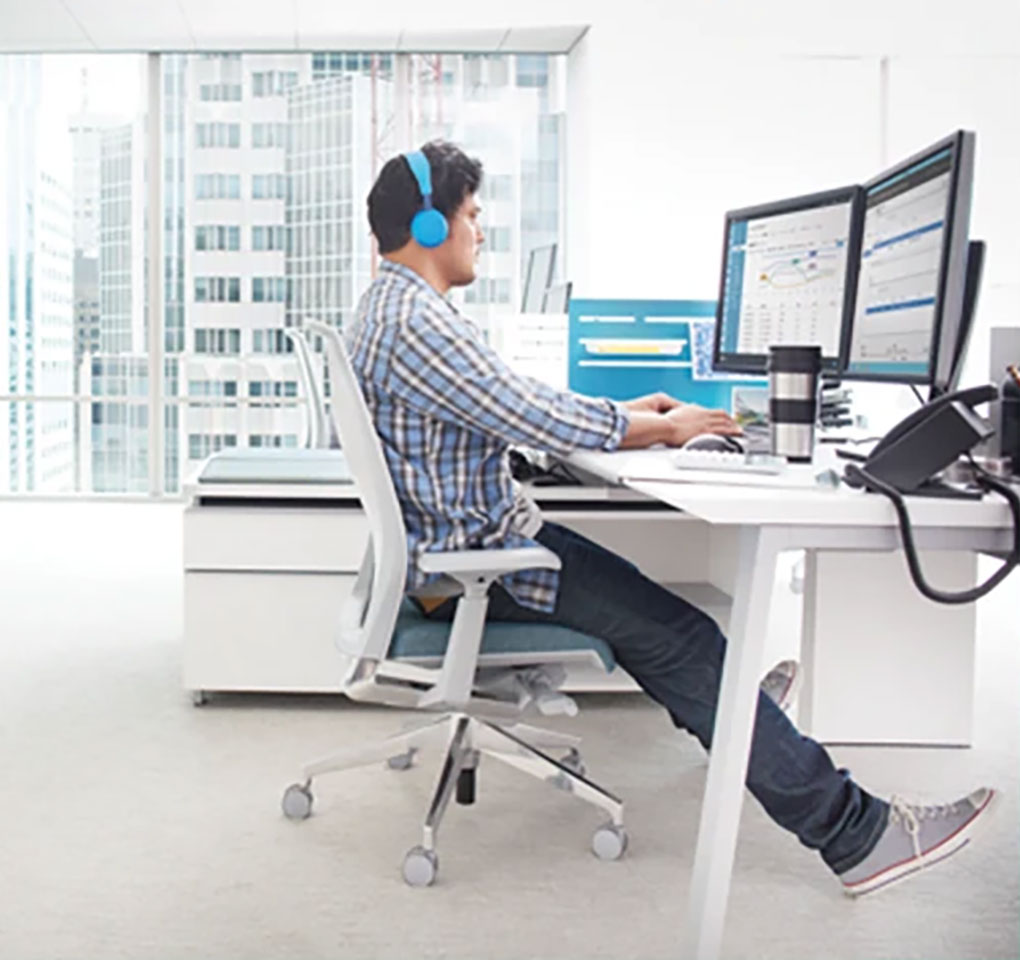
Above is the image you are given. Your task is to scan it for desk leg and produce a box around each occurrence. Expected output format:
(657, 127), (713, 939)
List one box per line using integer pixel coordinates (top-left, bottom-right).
(683, 525), (781, 960)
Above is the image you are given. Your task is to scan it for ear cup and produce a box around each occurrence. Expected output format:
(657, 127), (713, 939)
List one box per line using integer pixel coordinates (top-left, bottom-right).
(411, 207), (449, 248)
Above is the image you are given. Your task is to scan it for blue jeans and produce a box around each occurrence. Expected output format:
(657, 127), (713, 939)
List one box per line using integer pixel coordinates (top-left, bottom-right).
(422, 520), (888, 875)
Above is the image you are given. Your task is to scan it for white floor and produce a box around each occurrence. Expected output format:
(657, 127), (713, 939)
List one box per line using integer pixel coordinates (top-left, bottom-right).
(0, 501), (1017, 960)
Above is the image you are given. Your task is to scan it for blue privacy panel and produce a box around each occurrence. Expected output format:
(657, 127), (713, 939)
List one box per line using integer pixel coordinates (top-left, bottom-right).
(568, 299), (766, 412)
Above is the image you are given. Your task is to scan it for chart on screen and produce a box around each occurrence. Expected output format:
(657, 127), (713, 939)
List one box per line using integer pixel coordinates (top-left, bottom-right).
(731, 201), (852, 357)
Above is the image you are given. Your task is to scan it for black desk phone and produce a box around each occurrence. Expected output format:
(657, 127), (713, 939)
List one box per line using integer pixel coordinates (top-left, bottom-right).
(843, 384), (996, 496)
(842, 385), (1019, 604)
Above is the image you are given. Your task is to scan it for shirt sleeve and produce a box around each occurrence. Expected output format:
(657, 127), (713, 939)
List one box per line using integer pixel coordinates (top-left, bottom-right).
(386, 299), (629, 456)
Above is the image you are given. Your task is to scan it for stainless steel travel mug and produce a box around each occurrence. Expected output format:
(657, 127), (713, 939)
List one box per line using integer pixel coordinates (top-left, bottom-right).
(768, 345), (822, 463)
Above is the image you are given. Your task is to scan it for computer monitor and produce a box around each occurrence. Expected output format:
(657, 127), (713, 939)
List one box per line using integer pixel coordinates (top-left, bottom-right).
(713, 187), (862, 375)
(522, 243), (557, 313)
(938, 239), (984, 396)
(842, 130), (976, 386)
(542, 281), (572, 314)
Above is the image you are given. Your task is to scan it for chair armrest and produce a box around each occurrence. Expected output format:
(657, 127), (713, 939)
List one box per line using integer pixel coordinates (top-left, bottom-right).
(418, 546), (561, 578)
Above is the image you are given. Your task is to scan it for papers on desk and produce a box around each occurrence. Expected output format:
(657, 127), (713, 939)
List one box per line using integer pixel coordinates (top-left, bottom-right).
(199, 448), (352, 484)
(578, 449), (833, 490)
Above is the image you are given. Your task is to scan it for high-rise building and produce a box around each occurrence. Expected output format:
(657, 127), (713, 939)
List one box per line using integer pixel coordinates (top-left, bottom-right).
(70, 113), (117, 377)
(286, 73), (375, 332)
(181, 53), (312, 463)
(0, 55), (75, 494)
(90, 117), (148, 492)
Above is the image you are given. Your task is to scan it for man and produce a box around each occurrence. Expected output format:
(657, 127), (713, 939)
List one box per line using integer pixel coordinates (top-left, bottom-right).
(345, 140), (997, 897)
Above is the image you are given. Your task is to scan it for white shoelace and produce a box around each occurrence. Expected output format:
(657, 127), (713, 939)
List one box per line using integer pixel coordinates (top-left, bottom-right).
(888, 796), (963, 856)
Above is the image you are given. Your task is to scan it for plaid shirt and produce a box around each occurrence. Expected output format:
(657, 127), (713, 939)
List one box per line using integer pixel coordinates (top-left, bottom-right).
(346, 260), (629, 612)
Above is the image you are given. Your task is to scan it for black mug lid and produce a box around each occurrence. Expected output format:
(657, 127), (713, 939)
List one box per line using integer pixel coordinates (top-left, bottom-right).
(768, 344), (822, 374)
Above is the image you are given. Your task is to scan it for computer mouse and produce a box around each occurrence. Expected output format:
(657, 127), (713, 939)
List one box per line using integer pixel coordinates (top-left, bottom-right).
(682, 433), (746, 454)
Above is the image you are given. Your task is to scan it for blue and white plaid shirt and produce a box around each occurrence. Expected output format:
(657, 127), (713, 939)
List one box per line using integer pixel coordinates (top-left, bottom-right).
(346, 260), (629, 612)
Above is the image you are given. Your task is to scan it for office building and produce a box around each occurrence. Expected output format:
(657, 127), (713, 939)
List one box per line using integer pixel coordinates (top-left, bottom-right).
(285, 73), (375, 333)
(181, 53), (311, 461)
(89, 118), (149, 492)
(0, 55), (75, 494)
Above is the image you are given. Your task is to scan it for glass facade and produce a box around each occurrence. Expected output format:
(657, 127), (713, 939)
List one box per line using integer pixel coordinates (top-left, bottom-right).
(1, 50), (565, 494)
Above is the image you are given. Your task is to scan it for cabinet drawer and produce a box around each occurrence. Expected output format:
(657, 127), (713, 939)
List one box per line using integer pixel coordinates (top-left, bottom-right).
(184, 505), (368, 572)
(184, 571), (356, 693)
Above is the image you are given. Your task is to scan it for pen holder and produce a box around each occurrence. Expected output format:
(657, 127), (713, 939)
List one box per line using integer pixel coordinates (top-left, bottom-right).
(768, 345), (822, 463)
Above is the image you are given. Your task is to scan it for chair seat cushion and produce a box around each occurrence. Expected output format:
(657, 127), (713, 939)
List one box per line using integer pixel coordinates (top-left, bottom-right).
(388, 598), (616, 673)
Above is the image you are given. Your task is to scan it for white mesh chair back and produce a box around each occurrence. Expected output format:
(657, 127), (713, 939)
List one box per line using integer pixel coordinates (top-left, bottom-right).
(304, 320), (407, 665)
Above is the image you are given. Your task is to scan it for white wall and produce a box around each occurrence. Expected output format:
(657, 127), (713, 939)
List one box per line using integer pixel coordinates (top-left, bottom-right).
(562, 0), (1019, 428)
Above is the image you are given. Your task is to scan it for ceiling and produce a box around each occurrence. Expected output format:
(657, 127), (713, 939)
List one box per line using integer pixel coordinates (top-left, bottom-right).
(0, 0), (588, 53)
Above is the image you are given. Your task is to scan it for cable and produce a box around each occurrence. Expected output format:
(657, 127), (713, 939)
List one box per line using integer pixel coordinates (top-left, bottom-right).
(843, 463), (1020, 604)
(909, 384), (926, 405)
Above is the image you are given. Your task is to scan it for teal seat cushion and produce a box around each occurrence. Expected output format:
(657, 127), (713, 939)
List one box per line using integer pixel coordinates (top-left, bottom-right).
(389, 598), (616, 673)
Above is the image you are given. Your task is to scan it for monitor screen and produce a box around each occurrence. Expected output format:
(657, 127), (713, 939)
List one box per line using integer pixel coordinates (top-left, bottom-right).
(522, 243), (557, 313)
(843, 131), (975, 385)
(713, 187), (861, 375)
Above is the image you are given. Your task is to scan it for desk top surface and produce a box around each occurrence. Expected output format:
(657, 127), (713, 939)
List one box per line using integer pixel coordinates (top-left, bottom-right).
(185, 448), (1014, 531)
(568, 449), (1013, 529)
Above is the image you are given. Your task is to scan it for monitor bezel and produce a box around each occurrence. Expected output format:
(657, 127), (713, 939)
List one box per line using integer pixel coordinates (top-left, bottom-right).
(712, 185), (864, 376)
(840, 130), (975, 386)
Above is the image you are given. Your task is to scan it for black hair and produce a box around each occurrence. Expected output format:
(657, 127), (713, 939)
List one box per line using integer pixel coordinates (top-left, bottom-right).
(367, 141), (483, 253)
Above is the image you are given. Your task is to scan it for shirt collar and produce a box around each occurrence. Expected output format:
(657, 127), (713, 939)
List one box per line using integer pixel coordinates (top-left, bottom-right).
(379, 259), (444, 299)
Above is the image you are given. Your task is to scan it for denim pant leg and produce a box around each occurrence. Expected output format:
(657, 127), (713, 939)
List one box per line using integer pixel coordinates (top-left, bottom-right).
(426, 520), (887, 875)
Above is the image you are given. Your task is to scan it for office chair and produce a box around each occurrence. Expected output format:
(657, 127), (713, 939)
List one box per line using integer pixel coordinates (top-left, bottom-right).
(283, 325), (333, 449)
(282, 320), (627, 886)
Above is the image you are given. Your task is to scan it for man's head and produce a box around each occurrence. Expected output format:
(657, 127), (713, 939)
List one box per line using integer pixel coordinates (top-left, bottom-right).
(367, 141), (484, 292)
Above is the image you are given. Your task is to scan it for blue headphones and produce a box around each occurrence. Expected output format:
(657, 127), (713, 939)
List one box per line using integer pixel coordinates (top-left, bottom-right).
(403, 150), (449, 248)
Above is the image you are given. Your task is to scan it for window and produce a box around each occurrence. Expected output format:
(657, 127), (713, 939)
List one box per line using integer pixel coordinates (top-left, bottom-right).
(465, 277), (512, 304)
(486, 227), (511, 253)
(252, 123), (290, 149)
(187, 433), (237, 459)
(194, 277), (241, 303)
(249, 380), (298, 397)
(252, 174), (287, 200)
(199, 82), (242, 101)
(249, 433), (298, 448)
(188, 379), (238, 396)
(252, 71), (299, 97)
(252, 277), (286, 303)
(195, 225), (240, 251)
(252, 225), (287, 251)
(195, 174), (241, 200)
(0, 50), (566, 495)
(252, 329), (294, 354)
(483, 175), (514, 202)
(193, 328), (241, 355)
(195, 122), (241, 148)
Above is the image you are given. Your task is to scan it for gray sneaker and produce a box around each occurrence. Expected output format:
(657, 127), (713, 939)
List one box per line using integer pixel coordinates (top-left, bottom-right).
(840, 788), (999, 897)
(760, 659), (801, 713)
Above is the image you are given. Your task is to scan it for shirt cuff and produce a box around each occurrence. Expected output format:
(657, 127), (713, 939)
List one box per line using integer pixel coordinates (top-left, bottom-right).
(602, 399), (630, 451)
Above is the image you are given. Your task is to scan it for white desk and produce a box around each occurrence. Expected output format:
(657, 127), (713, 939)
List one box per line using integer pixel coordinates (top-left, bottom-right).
(182, 455), (730, 699)
(183, 448), (993, 744)
(568, 447), (1014, 960)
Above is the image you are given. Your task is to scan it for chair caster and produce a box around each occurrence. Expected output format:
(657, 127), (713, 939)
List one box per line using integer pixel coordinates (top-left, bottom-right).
(456, 767), (476, 805)
(402, 845), (438, 887)
(592, 822), (628, 861)
(386, 747), (418, 771)
(281, 783), (313, 820)
(561, 748), (586, 778)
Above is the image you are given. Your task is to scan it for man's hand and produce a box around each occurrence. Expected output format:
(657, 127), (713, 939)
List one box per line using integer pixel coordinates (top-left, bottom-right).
(663, 404), (741, 447)
(622, 392), (684, 415)
(616, 400), (742, 449)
